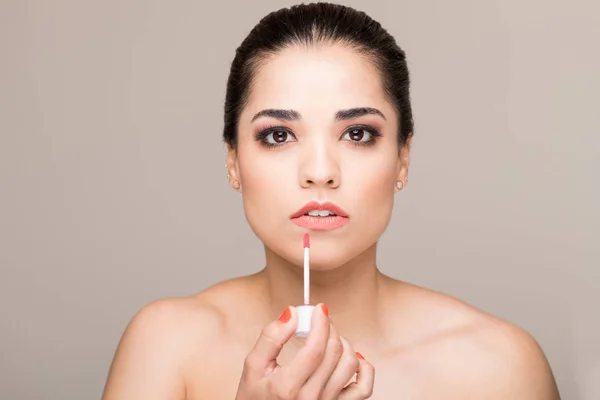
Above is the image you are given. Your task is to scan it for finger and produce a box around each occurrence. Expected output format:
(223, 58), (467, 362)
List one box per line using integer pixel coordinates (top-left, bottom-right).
(297, 321), (344, 399)
(338, 353), (375, 400)
(243, 306), (297, 379)
(320, 336), (360, 400)
(277, 303), (330, 391)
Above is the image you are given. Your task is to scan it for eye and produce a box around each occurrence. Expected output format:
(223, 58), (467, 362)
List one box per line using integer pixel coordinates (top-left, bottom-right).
(265, 130), (293, 145)
(254, 126), (297, 148)
(344, 128), (371, 142)
(341, 125), (381, 145)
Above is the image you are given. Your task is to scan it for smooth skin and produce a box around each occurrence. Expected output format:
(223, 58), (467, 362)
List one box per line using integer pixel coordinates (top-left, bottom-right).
(101, 44), (561, 399)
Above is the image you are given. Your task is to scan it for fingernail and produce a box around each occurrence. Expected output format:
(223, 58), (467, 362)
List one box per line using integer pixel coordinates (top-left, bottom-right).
(320, 303), (329, 316)
(278, 307), (292, 323)
(356, 352), (365, 360)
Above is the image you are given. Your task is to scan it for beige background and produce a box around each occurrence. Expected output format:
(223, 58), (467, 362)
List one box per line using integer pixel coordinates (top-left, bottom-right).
(1, 0), (598, 399)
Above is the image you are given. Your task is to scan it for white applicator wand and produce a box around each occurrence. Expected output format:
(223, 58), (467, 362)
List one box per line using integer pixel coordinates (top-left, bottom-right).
(295, 233), (316, 338)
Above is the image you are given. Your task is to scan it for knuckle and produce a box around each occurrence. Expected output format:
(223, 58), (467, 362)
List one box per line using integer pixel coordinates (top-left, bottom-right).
(328, 337), (344, 357)
(260, 324), (279, 343)
(259, 325), (284, 350)
(344, 354), (360, 371)
(243, 353), (259, 370)
(362, 360), (375, 374)
(306, 345), (326, 363)
(359, 385), (374, 398)
(273, 381), (296, 400)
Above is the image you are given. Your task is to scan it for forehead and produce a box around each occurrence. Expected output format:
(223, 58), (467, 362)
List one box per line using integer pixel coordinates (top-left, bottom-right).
(242, 44), (394, 123)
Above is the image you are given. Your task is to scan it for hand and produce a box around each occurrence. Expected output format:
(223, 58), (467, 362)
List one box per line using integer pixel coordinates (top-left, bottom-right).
(235, 303), (375, 400)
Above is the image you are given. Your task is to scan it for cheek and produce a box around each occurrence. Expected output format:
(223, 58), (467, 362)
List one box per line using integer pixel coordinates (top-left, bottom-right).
(340, 152), (397, 239)
(237, 153), (296, 231)
(238, 154), (295, 197)
(342, 151), (398, 195)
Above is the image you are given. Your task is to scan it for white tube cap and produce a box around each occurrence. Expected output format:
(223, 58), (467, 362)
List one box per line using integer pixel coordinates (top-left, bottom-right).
(294, 305), (315, 338)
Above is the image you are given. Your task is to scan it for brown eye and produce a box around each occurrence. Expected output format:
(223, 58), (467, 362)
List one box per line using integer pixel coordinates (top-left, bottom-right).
(272, 131), (288, 143)
(261, 129), (295, 146)
(341, 125), (381, 145)
(348, 128), (365, 141)
(343, 128), (374, 143)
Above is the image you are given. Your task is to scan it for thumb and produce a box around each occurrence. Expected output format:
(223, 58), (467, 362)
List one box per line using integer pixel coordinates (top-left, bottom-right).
(244, 306), (298, 376)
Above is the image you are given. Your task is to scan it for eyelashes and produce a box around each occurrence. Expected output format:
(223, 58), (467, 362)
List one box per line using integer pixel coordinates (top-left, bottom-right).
(253, 124), (383, 149)
(253, 126), (294, 147)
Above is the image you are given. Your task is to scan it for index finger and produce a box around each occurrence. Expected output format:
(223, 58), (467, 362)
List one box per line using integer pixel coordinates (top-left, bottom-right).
(280, 303), (331, 385)
(244, 306), (298, 377)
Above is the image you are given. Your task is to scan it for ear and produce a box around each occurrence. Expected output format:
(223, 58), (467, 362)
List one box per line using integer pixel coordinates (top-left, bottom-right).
(225, 143), (241, 191)
(396, 135), (412, 189)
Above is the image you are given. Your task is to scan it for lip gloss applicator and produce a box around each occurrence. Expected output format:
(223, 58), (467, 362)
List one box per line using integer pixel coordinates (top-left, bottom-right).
(295, 233), (316, 338)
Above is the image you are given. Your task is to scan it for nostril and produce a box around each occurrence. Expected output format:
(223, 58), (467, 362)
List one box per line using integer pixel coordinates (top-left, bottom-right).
(302, 178), (337, 186)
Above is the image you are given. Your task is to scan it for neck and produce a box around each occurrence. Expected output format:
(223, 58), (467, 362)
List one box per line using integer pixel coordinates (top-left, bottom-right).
(255, 242), (391, 346)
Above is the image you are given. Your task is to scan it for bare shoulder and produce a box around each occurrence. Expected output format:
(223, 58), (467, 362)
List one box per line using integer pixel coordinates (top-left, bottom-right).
(459, 316), (561, 399)
(102, 277), (251, 400)
(392, 282), (561, 399)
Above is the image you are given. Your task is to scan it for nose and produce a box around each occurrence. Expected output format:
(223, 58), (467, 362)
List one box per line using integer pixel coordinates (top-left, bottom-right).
(298, 139), (340, 189)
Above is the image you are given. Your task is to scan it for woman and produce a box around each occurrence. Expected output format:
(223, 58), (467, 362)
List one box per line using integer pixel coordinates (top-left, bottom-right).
(102, 3), (560, 399)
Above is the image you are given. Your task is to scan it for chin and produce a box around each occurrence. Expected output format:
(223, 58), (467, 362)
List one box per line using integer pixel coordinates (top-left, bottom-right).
(277, 247), (362, 271)
(264, 231), (374, 271)
(303, 253), (356, 271)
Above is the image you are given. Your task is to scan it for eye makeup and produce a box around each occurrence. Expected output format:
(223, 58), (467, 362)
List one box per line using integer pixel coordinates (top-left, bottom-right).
(253, 125), (297, 148)
(253, 123), (383, 149)
(342, 124), (383, 147)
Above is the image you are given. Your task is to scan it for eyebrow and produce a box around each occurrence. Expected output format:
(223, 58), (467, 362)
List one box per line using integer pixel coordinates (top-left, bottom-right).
(250, 107), (386, 123)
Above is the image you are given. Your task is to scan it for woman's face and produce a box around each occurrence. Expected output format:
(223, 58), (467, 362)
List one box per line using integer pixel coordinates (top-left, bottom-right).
(228, 44), (410, 270)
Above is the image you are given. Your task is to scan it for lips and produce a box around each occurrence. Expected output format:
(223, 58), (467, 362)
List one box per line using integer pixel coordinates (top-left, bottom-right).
(290, 201), (349, 219)
(290, 201), (350, 230)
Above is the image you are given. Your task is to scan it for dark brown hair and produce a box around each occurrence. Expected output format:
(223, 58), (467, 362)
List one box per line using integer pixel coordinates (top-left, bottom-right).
(223, 2), (414, 149)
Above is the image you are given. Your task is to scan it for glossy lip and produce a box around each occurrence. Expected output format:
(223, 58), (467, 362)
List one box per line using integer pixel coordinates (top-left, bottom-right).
(290, 201), (349, 219)
(291, 215), (349, 230)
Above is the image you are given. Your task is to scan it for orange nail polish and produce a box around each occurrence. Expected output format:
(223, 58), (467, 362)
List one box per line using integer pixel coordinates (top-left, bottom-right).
(278, 307), (291, 323)
(321, 303), (329, 316)
(356, 352), (365, 360)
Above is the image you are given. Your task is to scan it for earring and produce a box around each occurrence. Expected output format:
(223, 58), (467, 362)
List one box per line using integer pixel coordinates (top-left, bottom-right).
(225, 163), (240, 190)
(395, 180), (404, 191)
